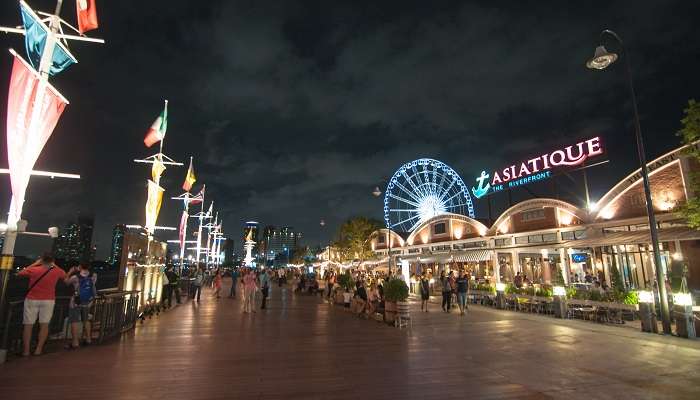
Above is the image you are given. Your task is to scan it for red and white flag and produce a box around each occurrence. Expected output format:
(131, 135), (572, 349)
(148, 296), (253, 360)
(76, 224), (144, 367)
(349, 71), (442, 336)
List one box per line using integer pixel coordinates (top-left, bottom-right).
(189, 185), (205, 205)
(6, 50), (68, 226)
(76, 0), (99, 34)
(178, 210), (188, 248)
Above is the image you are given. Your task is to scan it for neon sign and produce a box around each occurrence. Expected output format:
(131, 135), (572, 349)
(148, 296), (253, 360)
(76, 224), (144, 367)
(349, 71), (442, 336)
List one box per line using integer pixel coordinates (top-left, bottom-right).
(471, 137), (604, 199)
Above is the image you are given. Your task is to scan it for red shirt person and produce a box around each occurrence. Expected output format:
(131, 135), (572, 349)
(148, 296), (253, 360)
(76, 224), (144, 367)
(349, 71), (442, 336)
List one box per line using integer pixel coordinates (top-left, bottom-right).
(17, 254), (68, 356)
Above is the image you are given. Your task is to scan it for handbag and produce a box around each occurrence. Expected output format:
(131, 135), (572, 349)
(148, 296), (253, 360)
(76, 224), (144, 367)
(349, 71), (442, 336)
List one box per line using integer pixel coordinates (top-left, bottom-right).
(25, 267), (54, 298)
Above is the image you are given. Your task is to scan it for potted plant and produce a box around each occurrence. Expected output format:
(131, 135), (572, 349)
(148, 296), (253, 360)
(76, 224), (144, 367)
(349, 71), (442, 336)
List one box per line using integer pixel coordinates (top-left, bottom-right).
(384, 278), (409, 323)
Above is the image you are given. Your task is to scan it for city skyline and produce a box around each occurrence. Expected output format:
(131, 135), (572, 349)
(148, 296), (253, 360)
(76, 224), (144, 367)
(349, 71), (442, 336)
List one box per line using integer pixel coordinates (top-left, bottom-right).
(0, 1), (699, 259)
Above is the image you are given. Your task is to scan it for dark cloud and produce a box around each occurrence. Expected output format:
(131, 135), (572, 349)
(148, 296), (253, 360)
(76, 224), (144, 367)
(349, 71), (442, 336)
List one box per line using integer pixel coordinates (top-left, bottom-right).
(0, 0), (698, 257)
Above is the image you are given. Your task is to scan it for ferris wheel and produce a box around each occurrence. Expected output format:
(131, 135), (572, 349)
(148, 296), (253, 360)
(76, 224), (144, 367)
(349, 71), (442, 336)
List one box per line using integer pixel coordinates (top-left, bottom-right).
(383, 158), (474, 232)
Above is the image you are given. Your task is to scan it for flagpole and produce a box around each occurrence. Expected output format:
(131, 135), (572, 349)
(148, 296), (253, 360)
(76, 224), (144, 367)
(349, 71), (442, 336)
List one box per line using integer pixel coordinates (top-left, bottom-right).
(179, 191), (189, 270)
(195, 185), (206, 265)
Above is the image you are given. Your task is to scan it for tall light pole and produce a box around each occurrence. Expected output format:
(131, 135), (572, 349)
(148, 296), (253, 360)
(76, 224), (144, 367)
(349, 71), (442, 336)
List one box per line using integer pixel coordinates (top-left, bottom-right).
(586, 29), (671, 334)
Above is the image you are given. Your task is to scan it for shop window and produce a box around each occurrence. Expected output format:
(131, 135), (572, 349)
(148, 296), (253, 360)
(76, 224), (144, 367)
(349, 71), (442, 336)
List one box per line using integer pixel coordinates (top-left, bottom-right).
(515, 236), (528, 245)
(542, 233), (557, 242)
(408, 248), (421, 254)
(561, 231), (574, 240)
(434, 222), (447, 235)
(574, 230), (586, 239)
(495, 238), (512, 247)
(521, 209), (545, 222)
(604, 225), (629, 233)
(528, 235), (543, 243)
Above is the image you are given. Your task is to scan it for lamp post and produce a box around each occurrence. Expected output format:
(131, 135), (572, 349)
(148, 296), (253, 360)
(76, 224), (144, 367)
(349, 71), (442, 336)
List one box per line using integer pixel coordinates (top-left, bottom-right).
(586, 29), (671, 334)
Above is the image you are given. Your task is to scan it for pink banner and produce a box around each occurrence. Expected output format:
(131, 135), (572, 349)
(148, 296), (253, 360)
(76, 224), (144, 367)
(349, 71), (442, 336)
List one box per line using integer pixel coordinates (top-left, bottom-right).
(6, 50), (68, 226)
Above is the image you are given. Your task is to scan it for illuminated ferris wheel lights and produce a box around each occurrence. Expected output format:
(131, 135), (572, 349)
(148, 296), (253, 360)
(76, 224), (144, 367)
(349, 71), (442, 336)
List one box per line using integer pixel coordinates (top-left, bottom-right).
(383, 158), (474, 232)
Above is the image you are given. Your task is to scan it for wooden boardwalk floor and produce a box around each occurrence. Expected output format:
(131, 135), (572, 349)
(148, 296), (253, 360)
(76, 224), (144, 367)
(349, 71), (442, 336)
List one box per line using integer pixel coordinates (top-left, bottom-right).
(1, 282), (700, 400)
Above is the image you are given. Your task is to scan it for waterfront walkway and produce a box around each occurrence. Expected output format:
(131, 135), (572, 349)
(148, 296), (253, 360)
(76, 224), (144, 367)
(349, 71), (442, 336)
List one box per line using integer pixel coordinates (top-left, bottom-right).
(1, 283), (699, 400)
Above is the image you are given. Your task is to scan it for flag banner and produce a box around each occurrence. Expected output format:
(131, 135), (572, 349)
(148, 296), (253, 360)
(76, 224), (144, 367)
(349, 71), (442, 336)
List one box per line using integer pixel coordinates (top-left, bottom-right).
(76, 0), (99, 34)
(20, 2), (77, 76)
(145, 180), (164, 233)
(206, 202), (213, 217)
(189, 186), (205, 205)
(178, 210), (188, 248)
(182, 158), (196, 191)
(144, 101), (168, 147)
(6, 50), (68, 226)
(151, 158), (166, 183)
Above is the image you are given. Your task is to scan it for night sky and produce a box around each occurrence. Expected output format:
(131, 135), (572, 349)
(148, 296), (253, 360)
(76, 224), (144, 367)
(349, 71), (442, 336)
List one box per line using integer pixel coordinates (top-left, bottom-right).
(0, 0), (699, 258)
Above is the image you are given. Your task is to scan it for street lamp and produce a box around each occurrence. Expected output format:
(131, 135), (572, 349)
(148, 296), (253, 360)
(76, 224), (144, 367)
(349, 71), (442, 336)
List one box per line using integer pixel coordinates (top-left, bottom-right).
(586, 29), (671, 334)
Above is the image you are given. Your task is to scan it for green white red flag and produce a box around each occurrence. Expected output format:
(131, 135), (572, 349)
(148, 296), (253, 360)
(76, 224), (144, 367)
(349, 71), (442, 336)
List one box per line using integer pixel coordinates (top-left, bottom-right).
(144, 100), (168, 147)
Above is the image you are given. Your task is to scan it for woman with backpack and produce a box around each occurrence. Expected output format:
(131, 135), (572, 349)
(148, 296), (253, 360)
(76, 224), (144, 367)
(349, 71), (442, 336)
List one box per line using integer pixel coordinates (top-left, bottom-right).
(65, 262), (97, 350)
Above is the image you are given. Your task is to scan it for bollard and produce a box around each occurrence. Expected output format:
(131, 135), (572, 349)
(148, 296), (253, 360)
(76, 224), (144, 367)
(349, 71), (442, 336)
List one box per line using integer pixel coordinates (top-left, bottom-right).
(638, 302), (658, 333)
(672, 292), (696, 339)
(553, 295), (567, 318)
(495, 292), (506, 309)
(673, 304), (696, 339)
(495, 283), (506, 309)
(552, 286), (567, 318)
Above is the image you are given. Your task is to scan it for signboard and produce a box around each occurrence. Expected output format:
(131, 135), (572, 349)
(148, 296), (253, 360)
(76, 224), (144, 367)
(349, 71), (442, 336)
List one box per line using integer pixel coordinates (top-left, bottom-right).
(571, 253), (588, 263)
(471, 137), (604, 198)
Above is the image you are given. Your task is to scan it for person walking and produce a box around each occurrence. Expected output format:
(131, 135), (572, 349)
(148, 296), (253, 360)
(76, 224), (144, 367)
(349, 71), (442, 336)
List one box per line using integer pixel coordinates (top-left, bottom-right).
(456, 272), (469, 316)
(229, 267), (239, 298)
(327, 271), (336, 301)
(192, 265), (205, 302)
(17, 253), (69, 356)
(441, 271), (452, 313)
(212, 269), (222, 299)
(259, 269), (270, 309)
(420, 273), (430, 312)
(277, 268), (286, 287)
(65, 262), (97, 349)
(163, 266), (180, 308)
(242, 269), (257, 313)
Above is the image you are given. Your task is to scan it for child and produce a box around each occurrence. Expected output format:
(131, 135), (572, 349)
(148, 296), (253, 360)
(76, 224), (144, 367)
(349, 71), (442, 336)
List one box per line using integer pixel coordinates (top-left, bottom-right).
(343, 289), (352, 309)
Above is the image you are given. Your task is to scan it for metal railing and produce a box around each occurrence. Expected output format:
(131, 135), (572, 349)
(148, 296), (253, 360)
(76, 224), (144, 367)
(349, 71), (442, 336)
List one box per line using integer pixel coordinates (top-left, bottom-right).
(1, 290), (140, 356)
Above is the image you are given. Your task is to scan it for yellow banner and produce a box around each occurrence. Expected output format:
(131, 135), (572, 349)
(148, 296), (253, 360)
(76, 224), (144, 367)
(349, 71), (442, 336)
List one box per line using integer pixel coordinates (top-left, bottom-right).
(145, 179), (164, 233)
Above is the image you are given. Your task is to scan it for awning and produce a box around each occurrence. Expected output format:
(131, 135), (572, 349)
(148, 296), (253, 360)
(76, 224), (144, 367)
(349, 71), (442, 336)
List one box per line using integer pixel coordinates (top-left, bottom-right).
(561, 226), (700, 248)
(453, 249), (493, 263)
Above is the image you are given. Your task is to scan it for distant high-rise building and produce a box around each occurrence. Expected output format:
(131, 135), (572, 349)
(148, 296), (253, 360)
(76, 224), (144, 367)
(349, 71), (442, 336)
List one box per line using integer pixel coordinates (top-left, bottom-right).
(109, 224), (126, 265)
(222, 238), (235, 266)
(260, 225), (276, 261)
(52, 214), (95, 263)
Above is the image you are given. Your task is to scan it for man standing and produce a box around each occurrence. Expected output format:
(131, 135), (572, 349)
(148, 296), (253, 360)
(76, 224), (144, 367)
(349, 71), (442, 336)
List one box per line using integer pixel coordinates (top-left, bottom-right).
(259, 269), (270, 310)
(17, 254), (68, 356)
(65, 262), (97, 349)
(162, 266), (179, 308)
(456, 272), (469, 316)
(229, 267), (239, 298)
(192, 265), (204, 302)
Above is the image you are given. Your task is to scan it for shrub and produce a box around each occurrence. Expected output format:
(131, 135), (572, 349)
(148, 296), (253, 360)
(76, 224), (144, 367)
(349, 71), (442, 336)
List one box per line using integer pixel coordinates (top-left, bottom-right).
(539, 287), (553, 298)
(623, 291), (639, 305)
(337, 271), (355, 291)
(384, 278), (409, 302)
